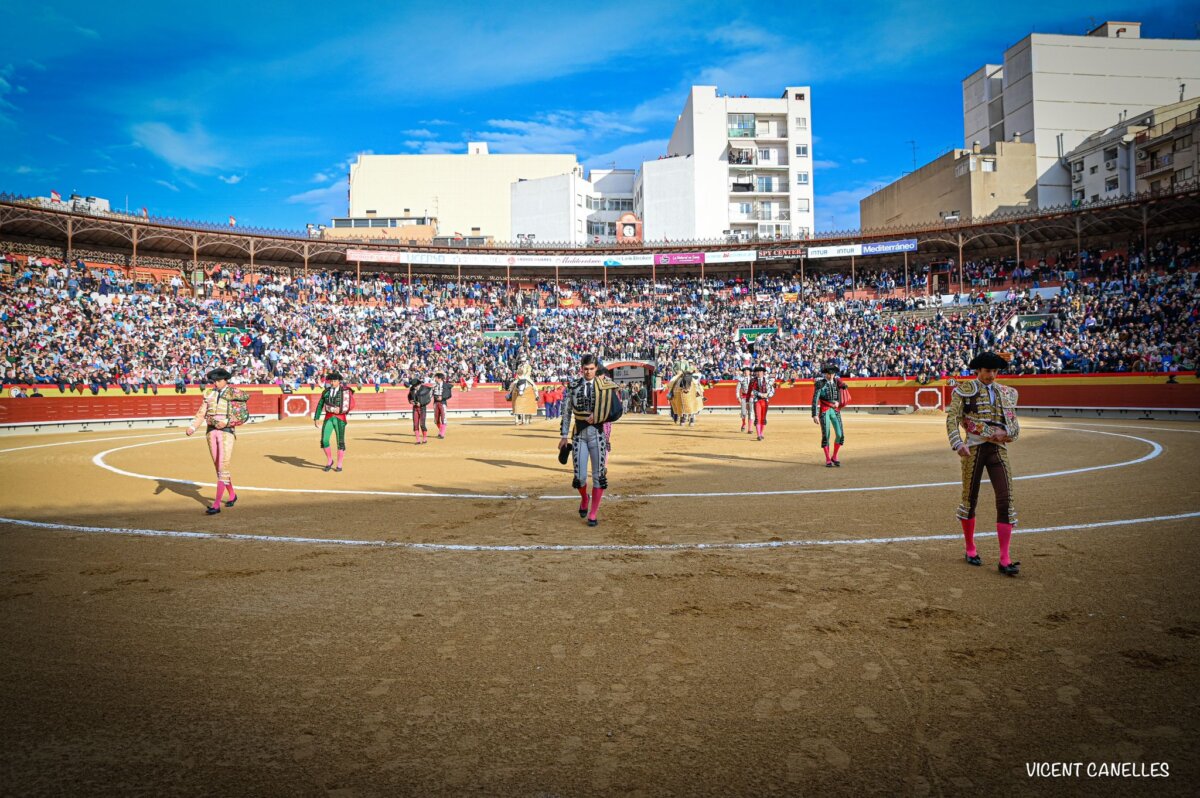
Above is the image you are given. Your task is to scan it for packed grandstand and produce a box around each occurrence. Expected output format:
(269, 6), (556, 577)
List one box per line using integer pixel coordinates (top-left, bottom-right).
(2, 228), (1196, 396)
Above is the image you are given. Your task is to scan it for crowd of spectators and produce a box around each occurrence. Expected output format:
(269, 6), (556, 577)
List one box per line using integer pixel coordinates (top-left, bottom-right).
(1, 234), (1195, 395)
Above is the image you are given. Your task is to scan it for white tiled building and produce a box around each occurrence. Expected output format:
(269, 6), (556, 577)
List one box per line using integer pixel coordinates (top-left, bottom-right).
(636, 86), (815, 242)
(962, 21), (1200, 208)
(509, 169), (636, 246)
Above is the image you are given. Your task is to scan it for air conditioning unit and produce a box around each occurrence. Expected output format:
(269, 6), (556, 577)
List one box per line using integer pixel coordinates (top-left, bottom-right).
(1072, 173), (1082, 183)
(1105, 160), (1116, 171)
(1136, 150), (1148, 160)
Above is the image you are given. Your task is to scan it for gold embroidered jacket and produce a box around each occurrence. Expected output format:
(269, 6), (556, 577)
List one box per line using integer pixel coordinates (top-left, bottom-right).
(946, 380), (1020, 450)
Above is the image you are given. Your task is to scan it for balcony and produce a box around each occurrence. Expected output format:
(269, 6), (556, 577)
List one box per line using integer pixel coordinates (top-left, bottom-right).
(729, 182), (790, 194)
(728, 150), (789, 168)
(728, 208), (792, 222)
(754, 128), (786, 139)
(728, 128), (756, 139)
(1136, 152), (1173, 177)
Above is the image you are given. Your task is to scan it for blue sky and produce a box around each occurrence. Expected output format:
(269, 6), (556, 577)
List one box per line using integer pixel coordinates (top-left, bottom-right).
(1, 0), (1195, 232)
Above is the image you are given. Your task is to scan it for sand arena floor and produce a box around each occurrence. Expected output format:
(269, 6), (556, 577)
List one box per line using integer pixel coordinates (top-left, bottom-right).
(1, 412), (1198, 796)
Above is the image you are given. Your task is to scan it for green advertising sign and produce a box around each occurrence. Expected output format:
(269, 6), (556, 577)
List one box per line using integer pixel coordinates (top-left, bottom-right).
(738, 327), (778, 342)
(483, 330), (522, 339)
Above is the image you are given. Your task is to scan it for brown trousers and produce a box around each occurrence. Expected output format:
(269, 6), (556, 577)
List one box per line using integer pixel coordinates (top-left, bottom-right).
(956, 442), (1016, 525)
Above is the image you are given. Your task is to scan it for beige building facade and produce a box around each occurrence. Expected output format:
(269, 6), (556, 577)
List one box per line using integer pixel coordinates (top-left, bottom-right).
(1134, 105), (1198, 195)
(322, 213), (439, 244)
(348, 143), (579, 241)
(860, 140), (1036, 230)
(962, 21), (1200, 208)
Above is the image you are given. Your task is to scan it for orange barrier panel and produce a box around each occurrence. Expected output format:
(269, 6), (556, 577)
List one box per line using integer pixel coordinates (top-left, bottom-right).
(656, 374), (1200, 412)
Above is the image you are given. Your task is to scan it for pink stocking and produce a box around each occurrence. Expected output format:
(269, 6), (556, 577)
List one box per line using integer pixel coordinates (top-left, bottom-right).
(213, 481), (226, 508)
(997, 522), (1014, 566)
(588, 488), (604, 521)
(322, 446), (333, 466)
(960, 517), (977, 557)
(336, 450), (345, 468)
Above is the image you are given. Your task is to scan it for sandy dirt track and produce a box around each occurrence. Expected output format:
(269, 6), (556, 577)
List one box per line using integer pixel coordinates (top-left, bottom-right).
(1, 413), (1198, 797)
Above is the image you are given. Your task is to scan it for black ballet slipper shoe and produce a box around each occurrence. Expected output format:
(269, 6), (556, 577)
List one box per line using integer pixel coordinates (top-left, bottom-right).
(587, 519), (598, 527)
(832, 460), (841, 467)
(825, 462), (834, 468)
(324, 463), (333, 472)
(965, 553), (982, 566)
(224, 496), (237, 508)
(998, 561), (1020, 577)
(335, 466), (342, 472)
(205, 506), (221, 515)
(579, 507), (588, 518)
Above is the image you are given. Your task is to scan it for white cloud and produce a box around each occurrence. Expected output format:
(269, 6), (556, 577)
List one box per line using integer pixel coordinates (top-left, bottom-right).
(813, 160), (840, 169)
(218, 174), (243, 184)
(132, 122), (230, 173)
(155, 179), (180, 192)
(402, 128), (435, 138)
(74, 25), (100, 39)
(311, 172), (330, 182)
(815, 175), (902, 233)
(286, 180), (347, 222)
(584, 138), (668, 171)
(852, 158), (868, 165)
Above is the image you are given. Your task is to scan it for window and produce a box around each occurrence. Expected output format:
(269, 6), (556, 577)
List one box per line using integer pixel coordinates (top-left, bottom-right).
(758, 148), (771, 161)
(981, 159), (996, 172)
(577, 220), (583, 233)
(606, 222), (616, 236)
(794, 116), (808, 129)
(1089, 194), (1099, 203)
(352, 219), (370, 227)
(1089, 165), (1098, 174)
(576, 194), (583, 207)
(739, 202), (752, 214)
(1072, 189), (1085, 201)
(759, 224), (774, 235)
(1177, 166), (1194, 182)
(1175, 135), (1193, 151)
(794, 144), (808, 157)
(796, 198), (810, 211)
(1073, 161), (1084, 173)
(1103, 147), (1119, 161)
(793, 92), (805, 100)
(727, 113), (755, 137)
(756, 176), (773, 192)
(1104, 176), (1119, 192)
(797, 171), (810, 185)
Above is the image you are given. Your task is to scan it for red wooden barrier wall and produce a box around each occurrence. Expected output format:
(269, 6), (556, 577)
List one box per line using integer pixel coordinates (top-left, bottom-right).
(0, 374), (1196, 427)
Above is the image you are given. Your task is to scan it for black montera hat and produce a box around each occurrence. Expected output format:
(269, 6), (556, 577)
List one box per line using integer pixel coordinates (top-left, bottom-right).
(740, 364), (752, 371)
(752, 365), (766, 372)
(820, 361), (840, 374)
(968, 351), (1008, 370)
(206, 367), (232, 382)
(326, 372), (343, 381)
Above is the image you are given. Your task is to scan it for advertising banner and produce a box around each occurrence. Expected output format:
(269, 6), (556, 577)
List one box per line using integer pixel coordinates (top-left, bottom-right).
(654, 252), (705, 265)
